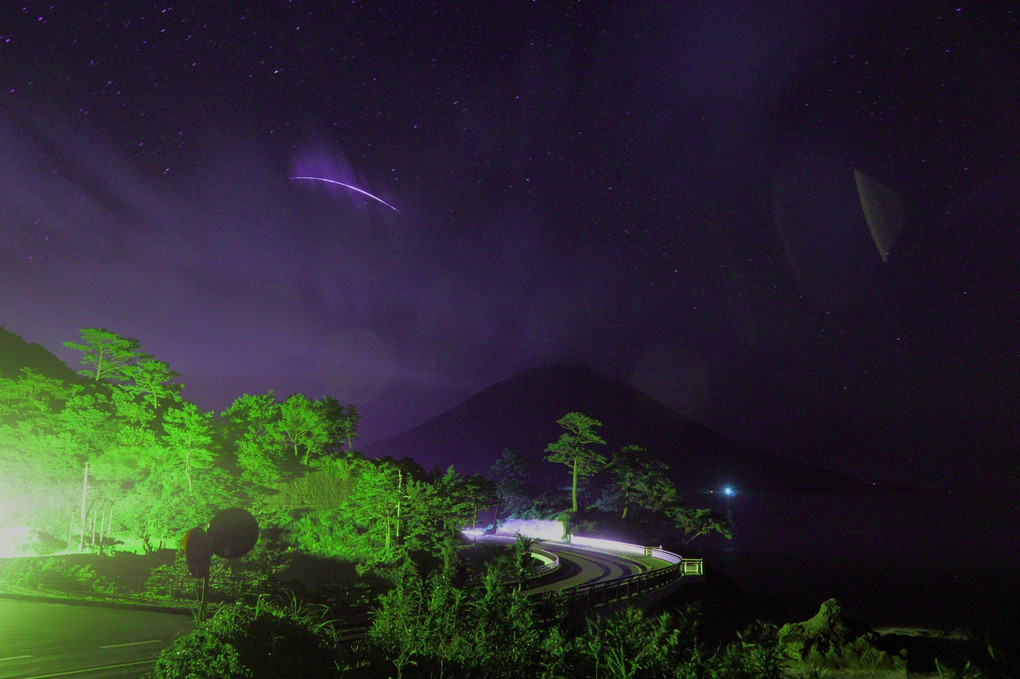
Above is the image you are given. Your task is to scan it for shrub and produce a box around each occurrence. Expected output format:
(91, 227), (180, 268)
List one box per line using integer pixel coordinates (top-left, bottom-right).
(721, 620), (789, 679)
(779, 599), (906, 672)
(151, 596), (339, 679)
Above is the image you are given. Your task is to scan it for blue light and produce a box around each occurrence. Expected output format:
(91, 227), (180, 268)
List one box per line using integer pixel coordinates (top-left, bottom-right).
(723, 486), (734, 497)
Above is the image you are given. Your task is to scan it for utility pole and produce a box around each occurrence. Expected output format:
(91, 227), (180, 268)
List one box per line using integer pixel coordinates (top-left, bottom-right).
(78, 461), (89, 551)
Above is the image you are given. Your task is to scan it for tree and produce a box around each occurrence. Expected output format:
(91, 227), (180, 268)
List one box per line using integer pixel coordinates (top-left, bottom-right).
(544, 412), (607, 512)
(0, 368), (71, 417)
(349, 458), (407, 558)
(63, 328), (150, 383)
(220, 392), (284, 487)
(317, 398), (360, 452)
(278, 394), (330, 465)
(608, 445), (679, 519)
(400, 468), (478, 557)
(161, 402), (217, 495)
(489, 448), (531, 520)
(56, 389), (119, 464)
(121, 358), (182, 412)
(457, 473), (498, 531)
(666, 506), (733, 545)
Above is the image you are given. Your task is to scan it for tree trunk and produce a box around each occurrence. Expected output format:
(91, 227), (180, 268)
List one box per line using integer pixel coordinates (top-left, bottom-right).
(571, 458), (579, 512)
(395, 469), (403, 540)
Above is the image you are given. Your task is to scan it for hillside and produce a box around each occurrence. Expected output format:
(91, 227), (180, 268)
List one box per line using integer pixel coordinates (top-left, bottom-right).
(0, 327), (78, 382)
(362, 363), (875, 493)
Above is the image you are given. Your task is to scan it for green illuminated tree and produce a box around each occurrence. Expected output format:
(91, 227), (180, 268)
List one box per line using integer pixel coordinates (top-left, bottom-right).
(0, 368), (71, 418)
(458, 473), (498, 531)
(161, 402), (216, 495)
(317, 397), (360, 452)
(63, 328), (150, 383)
(349, 458), (406, 557)
(278, 394), (330, 465)
(56, 390), (119, 464)
(400, 468), (476, 556)
(221, 392), (284, 487)
(121, 358), (182, 411)
(608, 445), (679, 519)
(109, 385), (152, 432)
(544, 412), (607, 512)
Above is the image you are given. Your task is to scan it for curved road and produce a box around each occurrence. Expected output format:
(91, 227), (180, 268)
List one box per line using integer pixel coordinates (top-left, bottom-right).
(472, 535), (656, 595)
(522, 541), (649, 595)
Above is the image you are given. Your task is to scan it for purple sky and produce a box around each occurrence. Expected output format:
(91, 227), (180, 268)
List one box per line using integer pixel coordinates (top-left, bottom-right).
(1, 2), (1016, 490)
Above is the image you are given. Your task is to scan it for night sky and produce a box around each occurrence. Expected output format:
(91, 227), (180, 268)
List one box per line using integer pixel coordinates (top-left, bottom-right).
(1, 3), (1016, 490)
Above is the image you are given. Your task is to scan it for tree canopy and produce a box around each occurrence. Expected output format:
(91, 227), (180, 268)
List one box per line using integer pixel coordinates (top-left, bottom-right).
(544, 411), (607, 512)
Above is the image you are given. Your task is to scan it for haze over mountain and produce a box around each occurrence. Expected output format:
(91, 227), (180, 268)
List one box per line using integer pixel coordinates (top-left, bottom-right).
(362, 363), (877, 494)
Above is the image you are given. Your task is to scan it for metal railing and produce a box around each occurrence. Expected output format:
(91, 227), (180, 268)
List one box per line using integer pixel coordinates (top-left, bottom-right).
(527, 547), (561, 578)
(531, 537), (703, 609)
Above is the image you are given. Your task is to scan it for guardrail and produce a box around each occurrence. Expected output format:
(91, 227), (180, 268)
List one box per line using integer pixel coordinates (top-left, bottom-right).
(532, 536), (703, 609)
(528, 547), (561, 578)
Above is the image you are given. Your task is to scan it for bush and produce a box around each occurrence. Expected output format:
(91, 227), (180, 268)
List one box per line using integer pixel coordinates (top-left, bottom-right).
(151, 596), (339, 679)
(780, 599), (906, 673)
(720, 620), (789, 679)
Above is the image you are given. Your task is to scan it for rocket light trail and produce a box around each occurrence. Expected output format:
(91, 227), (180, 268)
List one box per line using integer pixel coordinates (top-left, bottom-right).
(291, 176), (400, 212)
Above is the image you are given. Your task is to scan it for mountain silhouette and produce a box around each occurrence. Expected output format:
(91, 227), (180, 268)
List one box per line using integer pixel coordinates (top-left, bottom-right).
(0, 327), (78, 382)
(362, 363), (874, 493)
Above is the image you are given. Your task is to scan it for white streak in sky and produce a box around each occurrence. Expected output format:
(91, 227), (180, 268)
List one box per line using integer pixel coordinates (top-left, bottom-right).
(291, 176), (399, 212)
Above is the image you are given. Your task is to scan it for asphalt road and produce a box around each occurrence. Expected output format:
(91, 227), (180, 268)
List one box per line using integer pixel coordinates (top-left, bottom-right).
(0, 600), (192, 679)
(472, 535), (653, 595)
(522, 541), (649, 594)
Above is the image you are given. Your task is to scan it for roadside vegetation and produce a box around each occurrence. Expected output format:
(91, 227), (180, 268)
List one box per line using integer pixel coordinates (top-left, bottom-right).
(2, 327), (1015, 677)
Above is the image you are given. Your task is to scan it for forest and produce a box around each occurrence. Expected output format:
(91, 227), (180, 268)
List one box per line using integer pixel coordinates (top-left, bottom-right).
(0, 328), (728, 559)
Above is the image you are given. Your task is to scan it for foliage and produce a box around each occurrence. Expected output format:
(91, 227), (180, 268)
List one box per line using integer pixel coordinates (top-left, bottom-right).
(279, 394), (331, 465)
(544, 411), (607, 512)
(489, 447), (532, 518)
(576, 607), (720, 679)
(720, 620), (789, 679)
(778, 599), (906, 673)
(603, 445), (679, 519)
(667, 506), (733, 544)
(934, 657), (1003, 679)
(160, 402), (217, 494)
(63, 328), (151, 383)
(364, 541), (546, 679)
(2, 328), (364, 554)
(121, 358), (182, 412)
(150, 596), (340, 679)
(316, 397), (361, 453)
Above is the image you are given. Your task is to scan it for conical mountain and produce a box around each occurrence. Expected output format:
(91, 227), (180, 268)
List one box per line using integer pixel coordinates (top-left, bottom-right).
(362, 363), (871, 493)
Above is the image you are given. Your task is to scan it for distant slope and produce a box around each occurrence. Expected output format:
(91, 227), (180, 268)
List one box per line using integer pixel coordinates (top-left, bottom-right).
(0, 327), (78, 382)
(362, 364), (873, 493)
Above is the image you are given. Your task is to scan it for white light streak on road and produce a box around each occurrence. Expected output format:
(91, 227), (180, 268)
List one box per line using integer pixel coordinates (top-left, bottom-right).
(99, 639), (161, 649)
